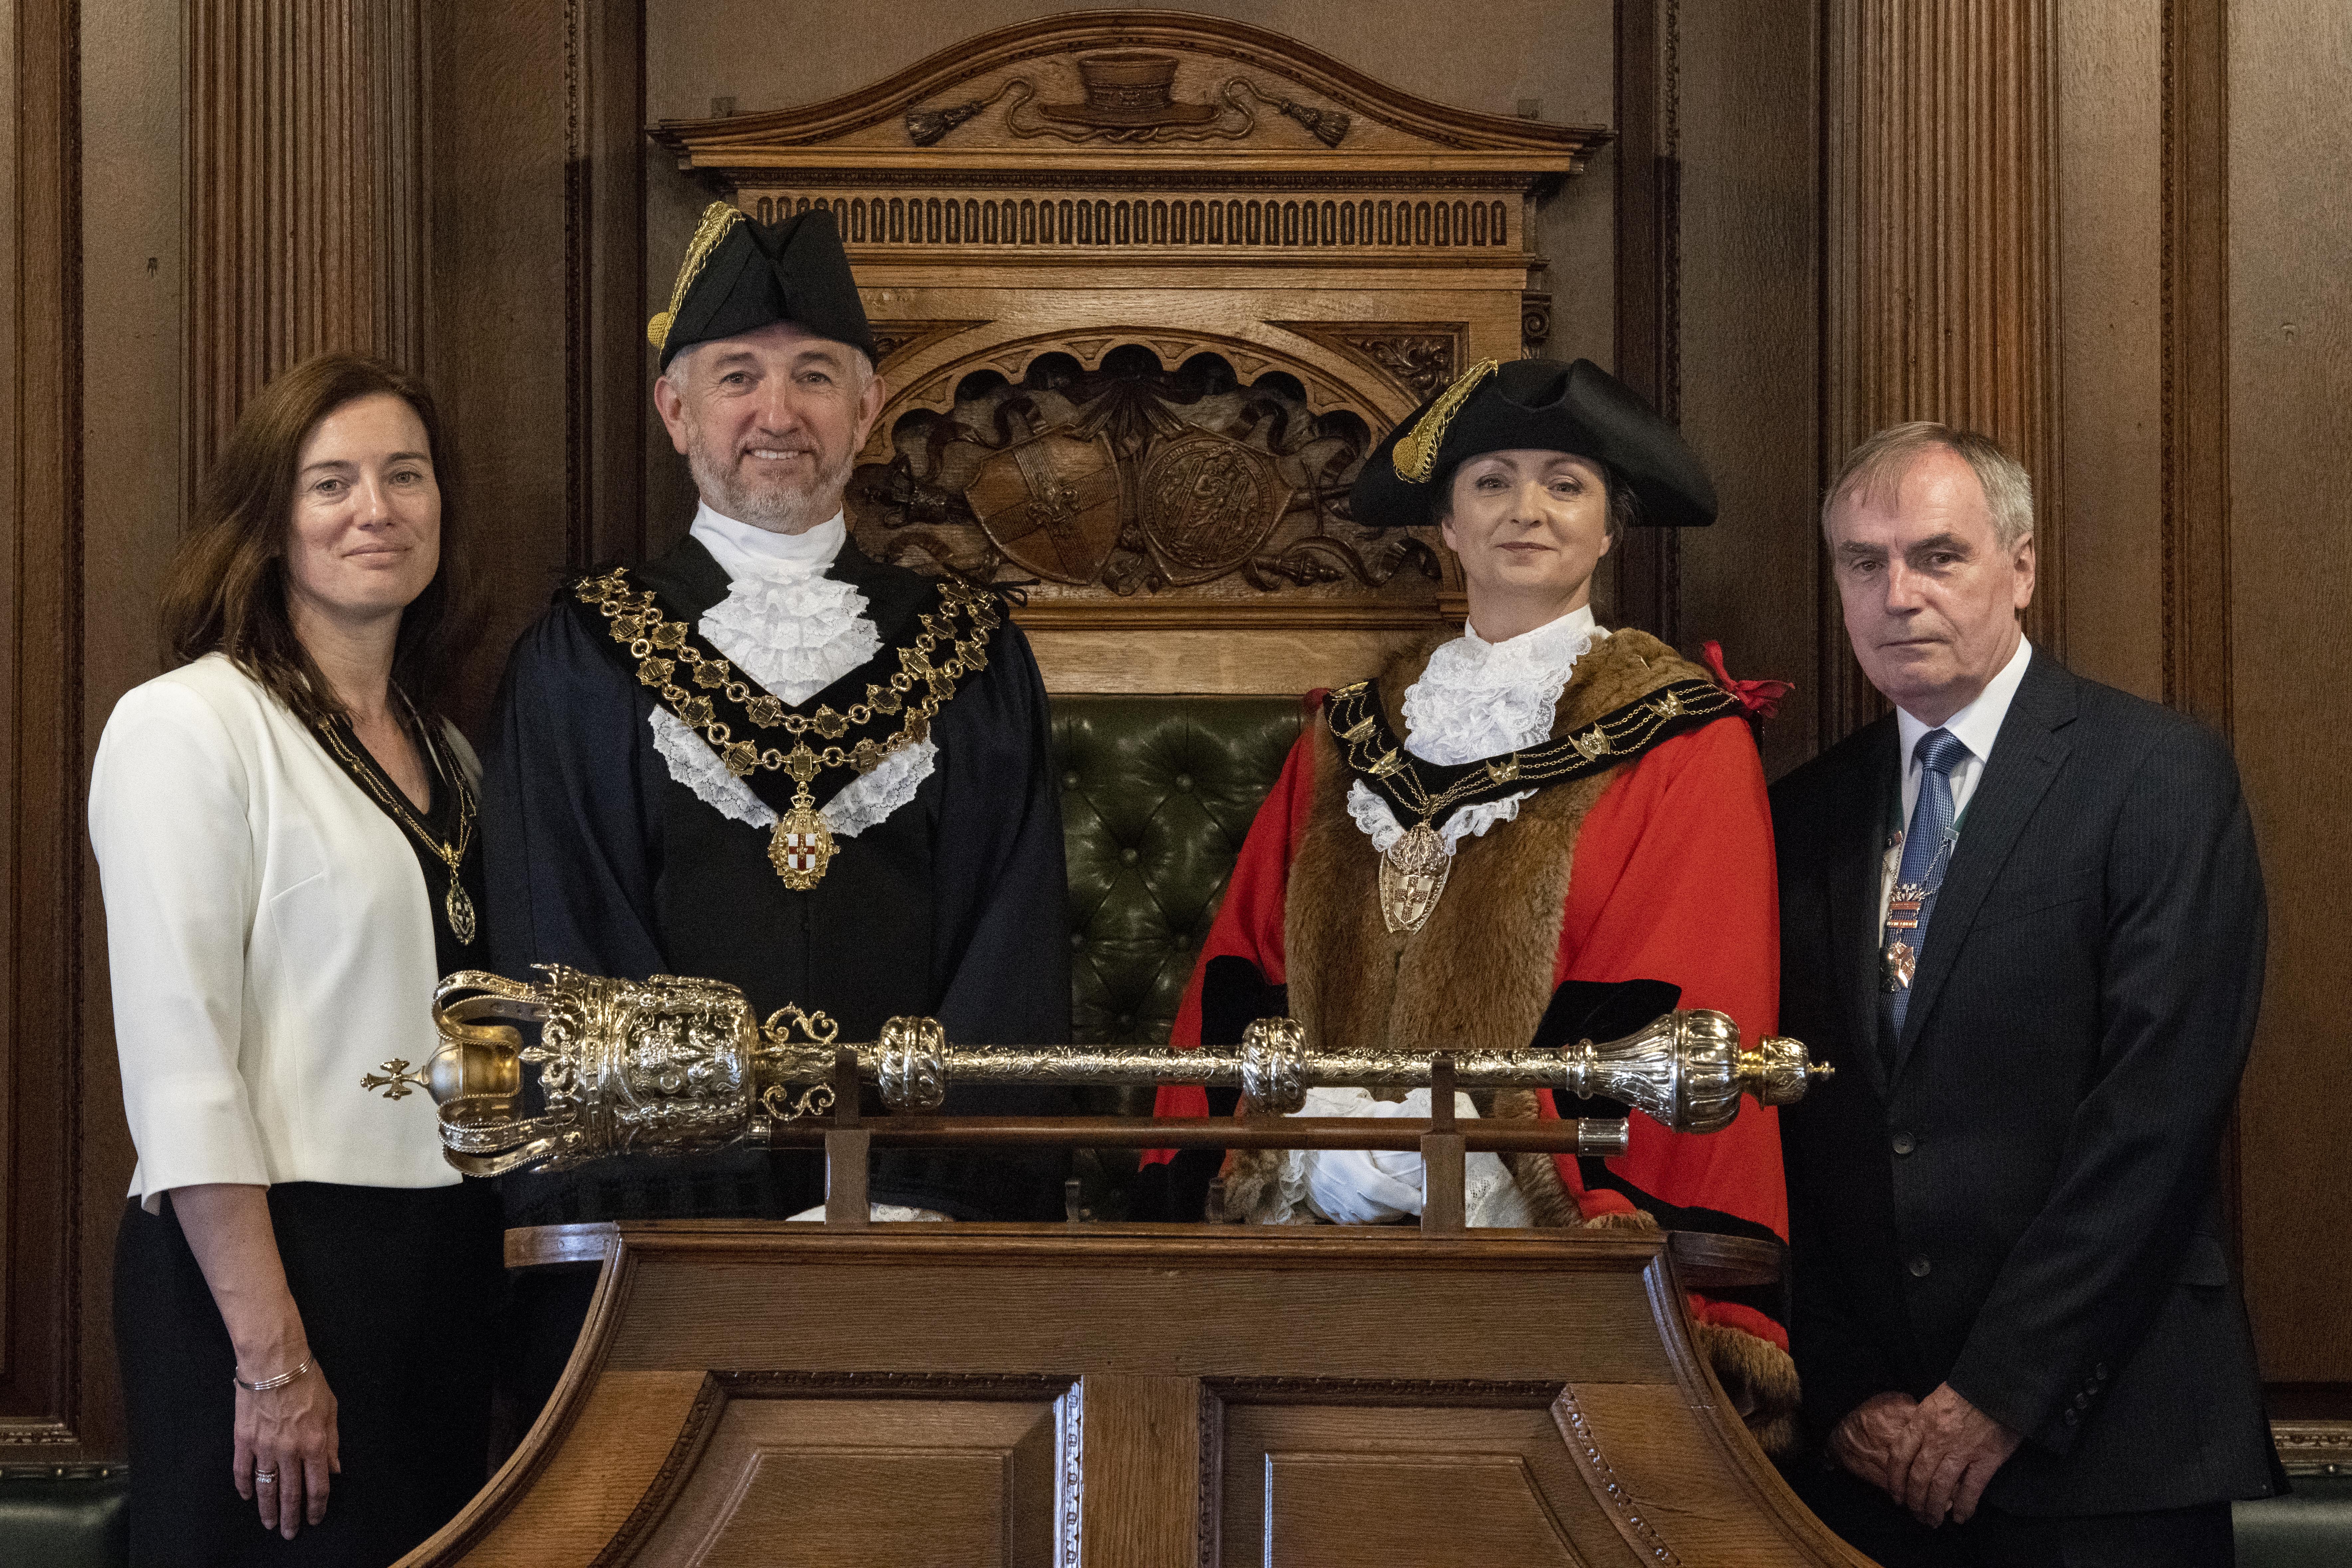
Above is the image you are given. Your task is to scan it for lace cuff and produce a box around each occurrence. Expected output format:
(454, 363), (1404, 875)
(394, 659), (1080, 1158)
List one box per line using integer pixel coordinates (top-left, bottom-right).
(648, 709), (936, 840)
(1344, 779), (1534, 856)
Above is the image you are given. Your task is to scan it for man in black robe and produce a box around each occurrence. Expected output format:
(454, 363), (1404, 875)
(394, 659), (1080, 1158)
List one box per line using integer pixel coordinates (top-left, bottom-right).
(481, 203), (1071, 1397)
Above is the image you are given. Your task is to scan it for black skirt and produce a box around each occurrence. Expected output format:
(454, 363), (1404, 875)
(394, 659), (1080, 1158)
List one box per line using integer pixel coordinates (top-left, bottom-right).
(114, 1180), (503, 1567)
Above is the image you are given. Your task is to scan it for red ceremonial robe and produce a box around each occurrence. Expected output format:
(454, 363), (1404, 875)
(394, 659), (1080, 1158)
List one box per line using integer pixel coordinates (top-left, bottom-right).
(1148, 667), (1788, 1359)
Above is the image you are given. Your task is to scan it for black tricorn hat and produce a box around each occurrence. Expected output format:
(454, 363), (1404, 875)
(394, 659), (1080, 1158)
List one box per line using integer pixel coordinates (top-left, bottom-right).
(1350, 357), (1716, 529)
(648, 202), (878, 372)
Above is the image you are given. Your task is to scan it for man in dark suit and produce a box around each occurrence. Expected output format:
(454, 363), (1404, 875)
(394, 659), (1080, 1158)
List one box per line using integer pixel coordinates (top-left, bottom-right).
(1773, 423), (2281, 1566)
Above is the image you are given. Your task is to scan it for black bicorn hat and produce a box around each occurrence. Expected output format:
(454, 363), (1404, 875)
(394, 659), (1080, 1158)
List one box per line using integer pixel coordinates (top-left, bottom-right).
(647, 202), (878, 372)
(1349, 357), (1717, 529)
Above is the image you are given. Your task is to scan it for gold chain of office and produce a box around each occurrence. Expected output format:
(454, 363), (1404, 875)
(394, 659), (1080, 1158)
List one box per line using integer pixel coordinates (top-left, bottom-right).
(312, 711), (479, 945)
(574, 567), (1000, 889)
(1328, 675), (1739, 829)
(1327, 674), (1740, 933)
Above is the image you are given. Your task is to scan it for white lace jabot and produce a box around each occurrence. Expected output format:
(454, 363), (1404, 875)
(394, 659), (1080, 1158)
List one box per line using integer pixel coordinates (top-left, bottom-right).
(648, 503), (937, 839)
(1345, 605), (1601, 855)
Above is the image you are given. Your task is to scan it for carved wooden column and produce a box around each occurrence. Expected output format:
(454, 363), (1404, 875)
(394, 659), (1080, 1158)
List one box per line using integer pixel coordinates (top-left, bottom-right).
(183, 0), (426, 486)
(2162, 0), (2230, 736)
(1, 0), (90, 1458)
(1611, 0), (1681, 644)
(1820, 0), (2062, 740)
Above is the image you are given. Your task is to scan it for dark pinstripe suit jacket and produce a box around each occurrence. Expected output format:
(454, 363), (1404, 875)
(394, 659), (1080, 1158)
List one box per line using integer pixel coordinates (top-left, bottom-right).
(1772, 649), (2281, 1515)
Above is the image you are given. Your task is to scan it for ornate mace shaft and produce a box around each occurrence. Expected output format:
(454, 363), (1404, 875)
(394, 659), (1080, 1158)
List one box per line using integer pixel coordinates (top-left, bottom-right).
(375, 966), (1828, 1178)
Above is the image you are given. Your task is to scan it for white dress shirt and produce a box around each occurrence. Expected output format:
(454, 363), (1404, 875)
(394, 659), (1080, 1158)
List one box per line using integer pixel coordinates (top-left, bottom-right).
(89, 655), (467, 1210)
(1880, 634), (2034, 926)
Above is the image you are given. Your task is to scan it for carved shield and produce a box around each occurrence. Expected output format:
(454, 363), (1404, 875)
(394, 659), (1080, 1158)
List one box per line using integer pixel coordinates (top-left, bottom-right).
(963, 428), (1124, 585)
(1136, 426), (1290, 584)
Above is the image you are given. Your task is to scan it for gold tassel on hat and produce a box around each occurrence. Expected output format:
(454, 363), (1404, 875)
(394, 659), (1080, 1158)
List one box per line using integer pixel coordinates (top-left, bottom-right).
(1389, 358), (1499, 483)
(647, 200), (748, 352)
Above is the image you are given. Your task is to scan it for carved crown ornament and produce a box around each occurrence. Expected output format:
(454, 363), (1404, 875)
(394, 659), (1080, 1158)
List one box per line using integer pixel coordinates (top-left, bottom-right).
(650, 10), (1609, 641)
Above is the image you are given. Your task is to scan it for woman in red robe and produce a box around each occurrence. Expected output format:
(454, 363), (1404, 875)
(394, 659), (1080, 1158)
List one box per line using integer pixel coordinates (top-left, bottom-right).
(1141, 356), (1799, 1452)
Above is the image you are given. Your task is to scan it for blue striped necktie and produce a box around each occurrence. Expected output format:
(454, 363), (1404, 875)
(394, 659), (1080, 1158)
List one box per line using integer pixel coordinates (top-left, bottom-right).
(1883, 726), (1970, 1038)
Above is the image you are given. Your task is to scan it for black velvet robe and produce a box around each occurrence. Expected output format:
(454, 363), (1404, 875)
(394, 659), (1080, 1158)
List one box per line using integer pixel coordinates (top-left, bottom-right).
(481, 535), (1072, 1223)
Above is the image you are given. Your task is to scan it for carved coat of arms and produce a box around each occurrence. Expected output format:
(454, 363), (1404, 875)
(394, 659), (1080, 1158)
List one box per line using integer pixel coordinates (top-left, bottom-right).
(1136, 427), (1291, 584)
(961, 428), (1124, 585)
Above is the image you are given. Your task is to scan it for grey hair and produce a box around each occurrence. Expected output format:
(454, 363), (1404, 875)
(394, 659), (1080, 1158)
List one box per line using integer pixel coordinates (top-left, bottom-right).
(659, 337), (875, 392)
(1821, 422), (2034, 549)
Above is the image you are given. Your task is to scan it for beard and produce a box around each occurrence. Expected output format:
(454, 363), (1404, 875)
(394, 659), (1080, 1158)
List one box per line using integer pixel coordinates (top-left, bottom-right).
(685, 432), (857, 534)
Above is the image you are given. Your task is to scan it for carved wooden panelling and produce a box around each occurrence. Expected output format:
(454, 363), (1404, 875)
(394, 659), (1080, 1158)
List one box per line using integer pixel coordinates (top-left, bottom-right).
(2161, 0), (2231, 734)
(1, 0), (87, 1459)
(1271, 320), (1467, 400)
(1258, 1454), (1584, 1567)
(652, 11), (1605, 686)
(183, 0), (427, 489)
(748, 190), (1518, 252)
(618, 1392), (1063, 1567)
(852, 340), (1440, 609)
(1211, 1381), (1620, 1566)
(1819, 0), (2061, 738)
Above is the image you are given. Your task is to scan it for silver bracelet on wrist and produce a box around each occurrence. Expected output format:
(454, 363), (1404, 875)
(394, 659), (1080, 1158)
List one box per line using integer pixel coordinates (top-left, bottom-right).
(231, 1357), (311, 1393)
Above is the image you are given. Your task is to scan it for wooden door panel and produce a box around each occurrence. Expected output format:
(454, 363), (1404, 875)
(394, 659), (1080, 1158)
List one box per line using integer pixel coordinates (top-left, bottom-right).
(1216, 1403), (1625, 1568)
(1262, 1454), (1587, 1567)
(628, 1396), (1062, 1568)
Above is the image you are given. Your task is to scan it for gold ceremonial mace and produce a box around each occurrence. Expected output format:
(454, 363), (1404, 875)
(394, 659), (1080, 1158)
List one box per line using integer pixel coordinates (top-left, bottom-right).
(366, 965), (1830, 1181)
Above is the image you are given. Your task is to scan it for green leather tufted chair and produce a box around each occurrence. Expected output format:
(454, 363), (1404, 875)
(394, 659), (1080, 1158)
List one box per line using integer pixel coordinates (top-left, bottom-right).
(0, 1467), (128, 1568)
(1052, 693), (1305, 1215)
(1054, 694), (1306, 1053)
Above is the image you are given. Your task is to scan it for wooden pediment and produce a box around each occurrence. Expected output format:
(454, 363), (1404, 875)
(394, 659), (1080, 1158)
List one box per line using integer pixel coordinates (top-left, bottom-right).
(651, 10), (1607, 172)
(650, 10), (1612, 692)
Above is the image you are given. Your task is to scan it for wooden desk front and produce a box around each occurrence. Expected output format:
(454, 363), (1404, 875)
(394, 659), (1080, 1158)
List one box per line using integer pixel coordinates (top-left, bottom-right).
(401, 1223), (1870, 1567)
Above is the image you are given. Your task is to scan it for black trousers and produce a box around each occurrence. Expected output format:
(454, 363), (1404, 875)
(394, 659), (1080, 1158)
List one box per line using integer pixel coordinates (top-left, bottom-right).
(1795, 1462), (2238, 1568)
(115, 1182), (503, 1568)
(503, 1262), (603, 1435)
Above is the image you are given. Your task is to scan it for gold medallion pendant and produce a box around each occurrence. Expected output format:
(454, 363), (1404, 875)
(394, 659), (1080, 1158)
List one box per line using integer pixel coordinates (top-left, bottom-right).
(445, 881), (478, 946)
(769, 790), (838, 891)
(1379, 820), (1451, 934)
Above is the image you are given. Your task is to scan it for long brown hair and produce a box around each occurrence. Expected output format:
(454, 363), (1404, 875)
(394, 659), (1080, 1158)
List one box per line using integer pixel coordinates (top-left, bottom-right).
(158, 353), (476, 724)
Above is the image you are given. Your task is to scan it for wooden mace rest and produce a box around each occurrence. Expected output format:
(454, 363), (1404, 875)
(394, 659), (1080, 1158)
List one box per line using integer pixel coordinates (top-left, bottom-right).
(396, 1052), (1871, 1567)
(803, 1051), (1606, 1235)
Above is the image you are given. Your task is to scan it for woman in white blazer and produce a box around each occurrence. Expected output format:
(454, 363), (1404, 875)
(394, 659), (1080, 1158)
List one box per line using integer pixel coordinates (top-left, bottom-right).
(90, 354), (500, 1563)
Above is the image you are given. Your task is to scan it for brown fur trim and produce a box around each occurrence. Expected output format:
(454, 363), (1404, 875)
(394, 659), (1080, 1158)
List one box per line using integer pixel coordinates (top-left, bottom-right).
(1280, 632), (1711, 1233)
(1693, 1319), (1801, 1458)
(1579, 1207), (1660, 1232)
(1490, 1090), (1578, 1227)
(1284, 630), (1712, 1077)
(1501, 1152), (1580, 1227)
(1209, 1147), (1296, 1224)
(1490, 1088), (1542, 1120)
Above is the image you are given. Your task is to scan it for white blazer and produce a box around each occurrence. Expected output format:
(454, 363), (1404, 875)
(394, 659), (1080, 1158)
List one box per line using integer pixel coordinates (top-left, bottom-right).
(89, 654), (468, 1210)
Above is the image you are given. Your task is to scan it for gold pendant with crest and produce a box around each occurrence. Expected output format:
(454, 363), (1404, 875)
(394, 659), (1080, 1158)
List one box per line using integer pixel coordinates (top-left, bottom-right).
(768, 788), (838, 890)
(445, 880), (478, 945)
(1379, 820), (1451, 934)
